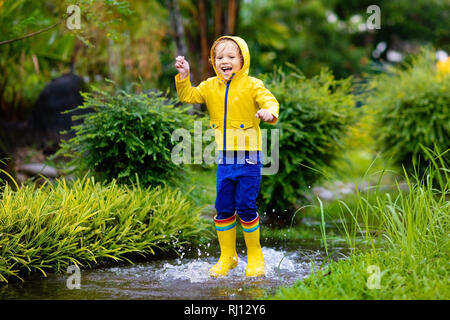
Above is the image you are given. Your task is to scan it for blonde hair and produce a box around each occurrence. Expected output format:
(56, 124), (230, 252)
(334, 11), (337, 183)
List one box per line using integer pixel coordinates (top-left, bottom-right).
(211, 38), (244, 67)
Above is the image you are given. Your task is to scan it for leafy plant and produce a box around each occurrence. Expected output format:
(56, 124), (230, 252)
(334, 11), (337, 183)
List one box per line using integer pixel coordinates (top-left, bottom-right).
(365, 49), (450, 177)
(0, 176), (208, 282)
(259, 66), (357, 224)
(56, 86), (194, 187)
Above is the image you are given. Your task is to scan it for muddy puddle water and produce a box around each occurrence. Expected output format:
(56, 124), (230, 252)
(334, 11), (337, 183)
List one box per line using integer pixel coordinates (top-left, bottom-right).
(0, 240), (346, 300)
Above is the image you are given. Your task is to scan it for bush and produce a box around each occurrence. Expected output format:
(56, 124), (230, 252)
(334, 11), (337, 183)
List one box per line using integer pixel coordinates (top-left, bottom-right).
(0, 176), (208, 282)
(365, 49), (450, 177)
(259, 66), (357, 224)
(57, 86), (194, 187)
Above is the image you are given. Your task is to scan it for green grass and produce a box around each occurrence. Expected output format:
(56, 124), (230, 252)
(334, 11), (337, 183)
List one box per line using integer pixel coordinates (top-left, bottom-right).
(271, 248), (449, 299)
(0, 176), (210, 282)
(176, 165), (217, 210)
(270, 153), (450, 300)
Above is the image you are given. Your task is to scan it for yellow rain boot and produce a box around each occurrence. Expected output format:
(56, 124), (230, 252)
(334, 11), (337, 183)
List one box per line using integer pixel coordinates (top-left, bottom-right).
(241, 215), (265, 277)
(209, 215), (239, 277)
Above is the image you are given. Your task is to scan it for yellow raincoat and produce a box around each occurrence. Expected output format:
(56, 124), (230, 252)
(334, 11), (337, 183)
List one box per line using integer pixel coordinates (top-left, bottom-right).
(175, 36), (279, 151)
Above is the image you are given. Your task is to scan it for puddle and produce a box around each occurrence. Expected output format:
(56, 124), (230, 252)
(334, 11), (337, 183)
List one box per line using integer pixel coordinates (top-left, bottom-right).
(0, 241), (345, 300)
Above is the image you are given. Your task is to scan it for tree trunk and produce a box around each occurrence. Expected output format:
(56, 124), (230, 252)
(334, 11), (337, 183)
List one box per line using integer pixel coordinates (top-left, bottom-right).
(198, 0), (211, 79)
(166, 0), (188, 58)
(226, 0), (238, 35)
(214, 0), (223, 39)
(166, 0), (202, 114)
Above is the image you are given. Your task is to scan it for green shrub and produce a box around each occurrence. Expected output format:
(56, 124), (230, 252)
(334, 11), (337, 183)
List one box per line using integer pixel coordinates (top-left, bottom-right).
(259, 66), (357, 224)
(0, 176), (208, 282)
(57, 87), (194, 187)
(365, 49), (450, 177)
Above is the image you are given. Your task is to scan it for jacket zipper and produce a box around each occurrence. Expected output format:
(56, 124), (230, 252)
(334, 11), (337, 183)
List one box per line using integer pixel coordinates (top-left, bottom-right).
(223, 78), (232, 159)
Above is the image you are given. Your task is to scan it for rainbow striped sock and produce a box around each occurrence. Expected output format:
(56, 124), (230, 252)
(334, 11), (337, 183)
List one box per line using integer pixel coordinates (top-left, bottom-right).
(240, 215), (260, 233)
(214, 214), (237, 231)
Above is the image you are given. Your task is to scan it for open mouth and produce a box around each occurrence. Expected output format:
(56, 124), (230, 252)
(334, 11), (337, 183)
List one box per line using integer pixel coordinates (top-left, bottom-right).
(221, 67), (233, 76)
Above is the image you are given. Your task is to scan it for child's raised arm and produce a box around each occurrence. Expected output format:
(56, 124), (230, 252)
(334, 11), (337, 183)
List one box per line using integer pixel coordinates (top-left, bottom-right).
(175, 56), (190, 80)
(174, 56), (206, 104)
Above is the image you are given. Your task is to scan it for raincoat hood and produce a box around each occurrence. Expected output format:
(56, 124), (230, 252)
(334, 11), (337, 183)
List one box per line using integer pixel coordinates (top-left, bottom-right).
(210, 36), (250, 81)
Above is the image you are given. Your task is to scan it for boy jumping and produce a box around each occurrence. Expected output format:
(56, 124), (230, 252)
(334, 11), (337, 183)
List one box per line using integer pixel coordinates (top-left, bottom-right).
(174, 36), (279, 277)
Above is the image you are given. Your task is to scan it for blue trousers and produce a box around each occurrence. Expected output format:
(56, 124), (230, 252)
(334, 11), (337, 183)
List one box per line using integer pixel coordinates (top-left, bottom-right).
(214, 152), (262, 222)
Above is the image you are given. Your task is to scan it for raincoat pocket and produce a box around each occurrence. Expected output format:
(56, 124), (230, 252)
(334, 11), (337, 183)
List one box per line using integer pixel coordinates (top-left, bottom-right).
(210, 120), (224, 149)
(210, 120), (222, 129)
(229, 120), (254, 130)
(227, 120), (258, 150)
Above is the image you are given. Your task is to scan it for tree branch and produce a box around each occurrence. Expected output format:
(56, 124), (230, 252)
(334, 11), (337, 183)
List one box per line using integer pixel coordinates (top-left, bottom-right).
(0, 11), (75, 46)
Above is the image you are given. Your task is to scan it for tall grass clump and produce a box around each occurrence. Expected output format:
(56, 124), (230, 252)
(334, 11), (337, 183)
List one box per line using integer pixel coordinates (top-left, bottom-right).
(271, 148), (449, 299)
(365, 49), (450, 177)
(259, 66), (358, 224)
(56, 85), (194, 187)
(339, 148), (449, 256)
(0, 176), (208, 283)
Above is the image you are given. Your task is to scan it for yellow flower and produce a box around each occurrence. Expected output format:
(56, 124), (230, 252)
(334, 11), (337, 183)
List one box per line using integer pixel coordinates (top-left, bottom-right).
(436, 58), (450, 79)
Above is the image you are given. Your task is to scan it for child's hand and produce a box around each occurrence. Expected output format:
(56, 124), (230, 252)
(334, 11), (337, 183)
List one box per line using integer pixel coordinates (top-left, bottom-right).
(175, 56), (190, 80)
(256, 109), (274, 122)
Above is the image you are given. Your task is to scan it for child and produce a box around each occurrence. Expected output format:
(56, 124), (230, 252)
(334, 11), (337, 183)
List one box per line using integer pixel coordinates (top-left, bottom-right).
(174, 36), (279, 277)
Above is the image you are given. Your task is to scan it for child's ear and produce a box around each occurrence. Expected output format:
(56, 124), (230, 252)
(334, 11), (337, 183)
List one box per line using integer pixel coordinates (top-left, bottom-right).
(208, 58), (213, 65)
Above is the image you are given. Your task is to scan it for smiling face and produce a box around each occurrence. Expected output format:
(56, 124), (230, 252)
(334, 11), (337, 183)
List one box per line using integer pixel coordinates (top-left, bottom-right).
(213, 40), (243, 80)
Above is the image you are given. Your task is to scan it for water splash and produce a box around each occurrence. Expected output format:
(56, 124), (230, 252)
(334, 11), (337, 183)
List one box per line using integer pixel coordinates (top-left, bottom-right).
(156, 247), (321, 284)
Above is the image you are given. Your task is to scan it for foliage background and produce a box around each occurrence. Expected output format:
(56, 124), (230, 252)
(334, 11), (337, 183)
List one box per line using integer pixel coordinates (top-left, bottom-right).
(258, 67), (357, 222)
(1, 0), (449, 121)
(364, 49), (450, 178)
(1, 0), (449, 213)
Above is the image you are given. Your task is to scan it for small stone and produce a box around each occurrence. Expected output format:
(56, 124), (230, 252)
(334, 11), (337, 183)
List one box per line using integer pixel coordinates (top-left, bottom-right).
(18, 163), (59, 177)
